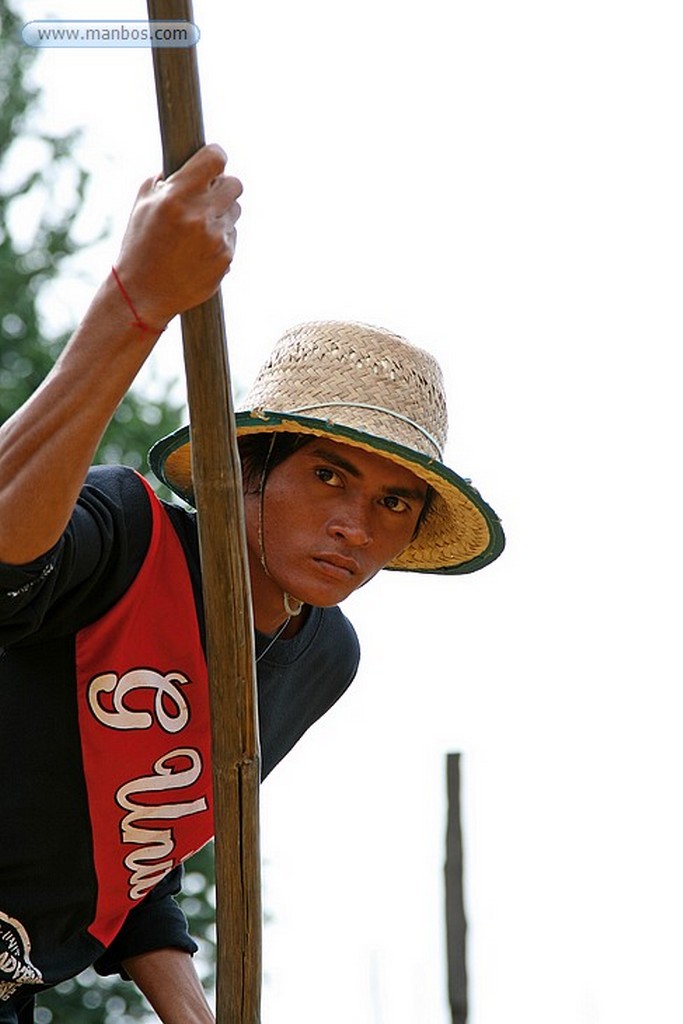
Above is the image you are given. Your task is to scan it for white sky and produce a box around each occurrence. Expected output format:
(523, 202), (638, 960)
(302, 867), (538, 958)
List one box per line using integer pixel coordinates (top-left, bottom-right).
(7, 1), (683, 1021)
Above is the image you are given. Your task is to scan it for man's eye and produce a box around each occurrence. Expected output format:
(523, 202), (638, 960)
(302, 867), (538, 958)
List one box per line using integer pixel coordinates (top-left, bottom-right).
(315, 467), (343, 486)
(381, 495), (409, 513)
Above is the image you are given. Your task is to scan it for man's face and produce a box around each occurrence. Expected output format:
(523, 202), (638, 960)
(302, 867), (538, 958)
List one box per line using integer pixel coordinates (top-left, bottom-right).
(244, 438), (428, 613)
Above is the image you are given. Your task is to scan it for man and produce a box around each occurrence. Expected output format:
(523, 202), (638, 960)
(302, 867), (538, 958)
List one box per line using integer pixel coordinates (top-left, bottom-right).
(0, 145), (504, 1023)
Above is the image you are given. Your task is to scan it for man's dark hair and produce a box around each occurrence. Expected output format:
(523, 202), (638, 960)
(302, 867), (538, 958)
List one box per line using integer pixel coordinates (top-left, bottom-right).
(238, 433), (312, 494)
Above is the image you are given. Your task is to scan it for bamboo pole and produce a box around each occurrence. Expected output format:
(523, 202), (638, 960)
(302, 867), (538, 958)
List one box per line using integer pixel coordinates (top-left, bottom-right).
(445, 754), (468, 1024)
(146, 3), (262, 1020)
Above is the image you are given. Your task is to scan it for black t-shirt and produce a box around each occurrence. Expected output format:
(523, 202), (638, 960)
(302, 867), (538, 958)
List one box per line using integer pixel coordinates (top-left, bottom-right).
(0, 466), (360, 1012)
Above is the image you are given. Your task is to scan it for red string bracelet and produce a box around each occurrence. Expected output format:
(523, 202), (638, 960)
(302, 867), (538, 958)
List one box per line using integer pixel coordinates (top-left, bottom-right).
(111, 266), (166, 335)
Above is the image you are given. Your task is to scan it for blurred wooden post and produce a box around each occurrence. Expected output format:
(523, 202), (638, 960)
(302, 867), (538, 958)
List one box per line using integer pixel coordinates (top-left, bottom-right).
(446, 753), (468, 1024)
(146, 2), (262, 1020)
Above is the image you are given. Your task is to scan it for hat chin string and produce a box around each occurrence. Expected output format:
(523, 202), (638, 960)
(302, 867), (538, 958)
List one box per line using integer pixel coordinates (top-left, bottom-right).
(257, 436), (304, 620)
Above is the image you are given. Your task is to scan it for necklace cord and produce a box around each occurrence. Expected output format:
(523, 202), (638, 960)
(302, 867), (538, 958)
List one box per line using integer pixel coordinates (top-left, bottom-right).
(255, 615), (291, 663)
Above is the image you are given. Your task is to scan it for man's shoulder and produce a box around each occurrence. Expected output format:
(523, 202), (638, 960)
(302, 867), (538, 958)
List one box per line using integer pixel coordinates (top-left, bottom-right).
(0, 468), (158, 646)
(281, 603), (361, 693)
(83, 464), (151, 503)
(318, 605), (361, 665)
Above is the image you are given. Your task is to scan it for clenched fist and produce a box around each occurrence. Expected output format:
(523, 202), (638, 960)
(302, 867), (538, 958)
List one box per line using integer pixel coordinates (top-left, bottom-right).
(114, 144), (243, 329)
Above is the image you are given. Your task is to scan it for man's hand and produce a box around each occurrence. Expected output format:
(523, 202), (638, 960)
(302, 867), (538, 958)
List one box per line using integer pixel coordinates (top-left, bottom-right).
(114, 143), (243, 329)
(123, 948), (215, 1023)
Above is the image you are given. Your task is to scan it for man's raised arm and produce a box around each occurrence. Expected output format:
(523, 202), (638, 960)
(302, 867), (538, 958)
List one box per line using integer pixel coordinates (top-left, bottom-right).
(0, 144), (241, 565)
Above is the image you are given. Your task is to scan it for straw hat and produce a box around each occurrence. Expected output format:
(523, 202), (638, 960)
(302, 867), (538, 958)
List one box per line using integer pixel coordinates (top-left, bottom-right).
(149, 321), (505, 574)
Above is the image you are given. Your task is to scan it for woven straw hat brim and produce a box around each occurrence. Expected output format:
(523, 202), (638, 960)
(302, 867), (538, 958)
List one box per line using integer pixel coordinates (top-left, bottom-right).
(149, 411), (505, 575)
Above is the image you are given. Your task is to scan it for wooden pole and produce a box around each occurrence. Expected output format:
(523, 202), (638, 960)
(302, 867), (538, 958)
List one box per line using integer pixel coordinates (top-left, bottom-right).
(146, 3), (262, 1021)
(445, 753), (468, 1024)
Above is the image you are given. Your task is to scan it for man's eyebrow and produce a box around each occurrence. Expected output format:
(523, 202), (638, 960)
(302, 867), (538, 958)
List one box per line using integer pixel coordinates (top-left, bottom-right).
(308, 446), (427, 501)
(381, 483), (428, 501)
(308, 446), (362, 477)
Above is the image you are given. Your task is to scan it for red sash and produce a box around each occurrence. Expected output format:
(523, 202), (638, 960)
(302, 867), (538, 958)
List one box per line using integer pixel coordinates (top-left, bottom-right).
(76, 475), (213, 946)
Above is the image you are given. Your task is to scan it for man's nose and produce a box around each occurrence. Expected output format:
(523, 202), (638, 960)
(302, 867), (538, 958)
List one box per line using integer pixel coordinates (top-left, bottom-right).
(326, 508), (372, 547)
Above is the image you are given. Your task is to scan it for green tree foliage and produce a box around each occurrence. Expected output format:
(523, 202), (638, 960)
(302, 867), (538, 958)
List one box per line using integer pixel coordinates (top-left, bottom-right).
(0, 1), (217, 1020)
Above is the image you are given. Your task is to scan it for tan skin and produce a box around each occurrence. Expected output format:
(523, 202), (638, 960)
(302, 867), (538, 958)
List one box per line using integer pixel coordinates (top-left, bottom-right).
(0, 147), (425, 1022)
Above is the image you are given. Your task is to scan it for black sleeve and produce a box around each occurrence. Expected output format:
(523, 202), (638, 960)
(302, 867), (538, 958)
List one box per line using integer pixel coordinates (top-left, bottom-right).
(93, 866), (198, 979)
(0, 466), (152, 646)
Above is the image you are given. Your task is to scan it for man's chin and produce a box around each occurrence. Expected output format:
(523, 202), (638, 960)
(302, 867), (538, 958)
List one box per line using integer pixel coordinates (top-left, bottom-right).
(287, 576), (363, 610)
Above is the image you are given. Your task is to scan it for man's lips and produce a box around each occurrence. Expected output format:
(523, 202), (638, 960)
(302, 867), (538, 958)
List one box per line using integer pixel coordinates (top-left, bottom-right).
(312, 553), (360, 580)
